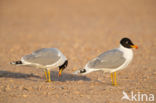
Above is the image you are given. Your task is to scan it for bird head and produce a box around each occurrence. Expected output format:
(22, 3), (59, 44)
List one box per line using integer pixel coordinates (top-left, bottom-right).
(120, 38), (138, 49)
(58, 60), (68, 77)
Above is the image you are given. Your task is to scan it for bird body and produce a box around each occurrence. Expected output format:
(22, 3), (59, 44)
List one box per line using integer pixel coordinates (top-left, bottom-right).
(20, 48), (67, 69)
(11, 48), (68, 82)
(74, 38), (138, 86)
(83, 45), (133, 74)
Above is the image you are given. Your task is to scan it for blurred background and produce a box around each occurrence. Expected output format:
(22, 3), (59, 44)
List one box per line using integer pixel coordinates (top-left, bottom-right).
(0, 0), (156, 103)
(0, 0), (155, 68)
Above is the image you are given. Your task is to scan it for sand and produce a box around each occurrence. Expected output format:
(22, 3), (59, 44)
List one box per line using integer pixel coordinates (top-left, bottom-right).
(0, 0), (156, 103)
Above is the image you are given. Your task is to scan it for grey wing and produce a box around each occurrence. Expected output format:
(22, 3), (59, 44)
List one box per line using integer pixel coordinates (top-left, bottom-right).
(87, 49), (126, 69)
(22, 48), (61, 65)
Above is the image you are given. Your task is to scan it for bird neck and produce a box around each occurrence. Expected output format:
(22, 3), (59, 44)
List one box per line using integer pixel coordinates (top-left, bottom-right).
(119, 44), (134, 63)
(119, 44), (132, 53)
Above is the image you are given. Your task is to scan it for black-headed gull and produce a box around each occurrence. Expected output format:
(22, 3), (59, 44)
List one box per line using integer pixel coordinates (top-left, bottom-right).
(74, 38), (138, 86)
(11, 48), (68, 82)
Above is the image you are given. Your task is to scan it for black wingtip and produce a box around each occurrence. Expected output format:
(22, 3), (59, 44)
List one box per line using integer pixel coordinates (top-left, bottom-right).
(80, 69), (86, 73)
(10, 61), (22, 65)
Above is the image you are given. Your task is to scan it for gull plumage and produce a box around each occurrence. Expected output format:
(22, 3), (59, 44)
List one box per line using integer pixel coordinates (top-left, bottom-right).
(11, 48), (68, 82)
(74, 38), (138, 86)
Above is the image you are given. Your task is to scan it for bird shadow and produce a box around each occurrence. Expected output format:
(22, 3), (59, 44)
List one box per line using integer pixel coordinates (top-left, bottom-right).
(47, 71), (91, 82)
(0, 70), (91, 82)
(0, 70), (41, 80)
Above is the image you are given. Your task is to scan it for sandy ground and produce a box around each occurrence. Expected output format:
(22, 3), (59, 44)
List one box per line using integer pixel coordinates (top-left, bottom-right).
(0, 0), (156, 103)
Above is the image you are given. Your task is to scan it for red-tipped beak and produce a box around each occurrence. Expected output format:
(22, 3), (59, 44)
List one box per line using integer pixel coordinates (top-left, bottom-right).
(58, 69), (62, 77)
(131, 45), (138, 49)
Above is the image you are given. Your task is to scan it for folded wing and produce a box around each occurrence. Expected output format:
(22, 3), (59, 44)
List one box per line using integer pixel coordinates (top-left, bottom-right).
(87, 49), (126, 69)
(22, 48), (61, 65)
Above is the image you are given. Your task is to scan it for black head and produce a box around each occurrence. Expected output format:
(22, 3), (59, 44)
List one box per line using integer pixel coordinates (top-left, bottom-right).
(58, 60), (68, 77)
(120, 38), (138, 49)
(59, 60), (68, 70)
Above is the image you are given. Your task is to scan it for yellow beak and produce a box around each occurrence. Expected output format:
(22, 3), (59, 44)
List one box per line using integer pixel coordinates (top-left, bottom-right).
(58, 69), (63, 77)
(130, 45), (138, 49)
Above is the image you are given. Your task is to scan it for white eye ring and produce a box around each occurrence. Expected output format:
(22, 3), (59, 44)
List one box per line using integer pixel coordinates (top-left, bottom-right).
(126, 41), (129, 44)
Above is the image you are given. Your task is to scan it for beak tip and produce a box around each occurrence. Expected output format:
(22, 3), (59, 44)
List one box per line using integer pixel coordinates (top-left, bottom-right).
(58, 73), (61, 77)
(135, 46), (138, 49)
(131, 45), (138, 49)
(58, 69), (63, 77)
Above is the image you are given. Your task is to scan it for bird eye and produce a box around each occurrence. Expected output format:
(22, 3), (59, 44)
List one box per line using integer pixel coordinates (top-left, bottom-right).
(125, 41), (129, 44)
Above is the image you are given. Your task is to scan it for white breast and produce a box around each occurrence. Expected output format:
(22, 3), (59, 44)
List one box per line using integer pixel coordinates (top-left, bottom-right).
(112, 45), (133, 72)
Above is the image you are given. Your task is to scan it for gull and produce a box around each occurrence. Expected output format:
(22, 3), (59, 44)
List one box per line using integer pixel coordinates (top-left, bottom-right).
(11, 48), (68, 82)
(74, 38), (138, 86)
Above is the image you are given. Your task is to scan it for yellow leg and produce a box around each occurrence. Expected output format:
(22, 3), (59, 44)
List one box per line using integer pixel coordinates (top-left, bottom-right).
(114, 72), (117, 86)
(111, 73), (114, 85)
(44, 70), (48, 81)
(47, 70), (51, 82)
